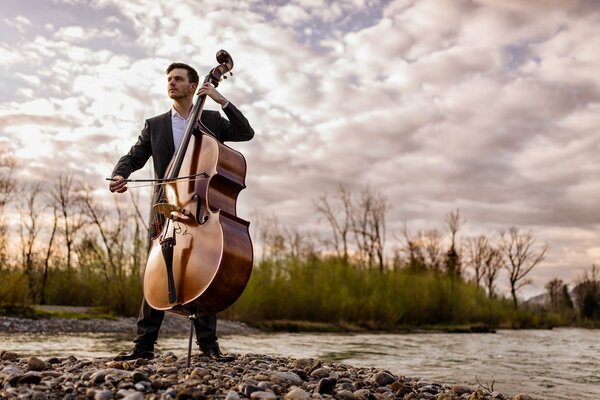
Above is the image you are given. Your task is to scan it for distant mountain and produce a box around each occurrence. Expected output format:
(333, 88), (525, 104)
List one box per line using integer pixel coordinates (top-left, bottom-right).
(523, 292), (547, 308)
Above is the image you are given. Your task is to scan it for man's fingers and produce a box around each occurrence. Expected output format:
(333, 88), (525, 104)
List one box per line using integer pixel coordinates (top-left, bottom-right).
(109, 176), (127, 193)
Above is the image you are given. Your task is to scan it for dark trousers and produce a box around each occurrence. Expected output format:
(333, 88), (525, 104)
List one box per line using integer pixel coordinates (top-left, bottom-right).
(133, 297), (218, 350)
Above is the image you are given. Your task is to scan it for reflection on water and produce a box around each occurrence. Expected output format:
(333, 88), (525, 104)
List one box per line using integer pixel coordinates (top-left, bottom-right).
(1, 328), (599, 400)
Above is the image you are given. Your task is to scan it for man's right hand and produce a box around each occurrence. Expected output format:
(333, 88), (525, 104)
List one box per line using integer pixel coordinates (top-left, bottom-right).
(109, 175), (128, 193)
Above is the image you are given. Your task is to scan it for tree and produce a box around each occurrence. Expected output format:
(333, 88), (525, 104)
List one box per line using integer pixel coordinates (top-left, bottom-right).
(545, 278), (573, 312)
(314, 185), (351, 262)
(422, 229), (444, 272)
(0, 152), (16, 268)
(50, 175), (85, 272)
(444, 209), (464, 278)
(482, 245), (503, 298)
(399, 224), (427, 272)
(499, 226), (548, 309)
(315, 185), (388, 270)
(464, 235), (489, 288)
(349, 186), (388, 271)
(40, 204), (59, 305)
(573, 265), (600, 320)
(18, 182), (44, 302)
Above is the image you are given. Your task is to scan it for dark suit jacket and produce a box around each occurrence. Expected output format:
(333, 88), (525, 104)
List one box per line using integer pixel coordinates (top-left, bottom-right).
(112, 103), (254, 180)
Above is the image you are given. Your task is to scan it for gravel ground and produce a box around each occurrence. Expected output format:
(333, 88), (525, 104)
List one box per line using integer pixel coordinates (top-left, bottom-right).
(0, 350), (537, 400)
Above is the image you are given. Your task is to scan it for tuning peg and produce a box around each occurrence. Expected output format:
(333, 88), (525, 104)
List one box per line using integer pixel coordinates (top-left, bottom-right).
(223, 75), (228, 79)
(229, 72), (233, 77)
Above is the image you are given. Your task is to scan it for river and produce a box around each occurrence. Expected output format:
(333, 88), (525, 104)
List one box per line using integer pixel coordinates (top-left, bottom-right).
(1, 328), (598, 400)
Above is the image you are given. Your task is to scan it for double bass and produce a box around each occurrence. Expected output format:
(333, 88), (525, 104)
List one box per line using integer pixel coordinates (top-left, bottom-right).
(143, 50), (253, 319)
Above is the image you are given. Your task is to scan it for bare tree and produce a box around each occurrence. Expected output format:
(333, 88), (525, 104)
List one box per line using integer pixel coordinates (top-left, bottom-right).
(444, 209), (464, 277)
(128, 191), (148, 276)
(314, 185), (351, 262)
(499, 226), (548, 308)
(0, 153), (16, 268)
(80, 185), (120, 279)
(40, 204), (59, 305)
(573, 265), (600, 319)
(282, 226), (316, 261)
(350, 186), (388, 271)
(482, 245), (503, 298)
(422, 229), (445, 272)
(251, 211), (287, 262)
(399, 224), (426, 272)
(50, 175), (85, 272)
(18, 182), (44, 301)
(464, 235), (489, 288)
(545, 278), (573, 312)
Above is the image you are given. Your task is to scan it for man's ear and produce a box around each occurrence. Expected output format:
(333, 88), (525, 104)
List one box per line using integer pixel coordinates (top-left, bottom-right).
(190, 82), (198, 93)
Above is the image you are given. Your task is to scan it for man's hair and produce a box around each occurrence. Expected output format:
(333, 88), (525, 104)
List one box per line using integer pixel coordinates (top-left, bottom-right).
(166, 62), (199, 84)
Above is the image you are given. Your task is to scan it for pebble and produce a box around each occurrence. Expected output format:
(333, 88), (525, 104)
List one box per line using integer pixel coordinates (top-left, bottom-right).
(0, 351), (535, 400)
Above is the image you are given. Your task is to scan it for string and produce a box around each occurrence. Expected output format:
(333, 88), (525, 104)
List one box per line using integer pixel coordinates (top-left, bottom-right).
(125, 175), (210, 189)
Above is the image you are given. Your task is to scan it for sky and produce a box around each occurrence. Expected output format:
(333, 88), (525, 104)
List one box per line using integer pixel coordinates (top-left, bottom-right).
(1, 0), (599, 298)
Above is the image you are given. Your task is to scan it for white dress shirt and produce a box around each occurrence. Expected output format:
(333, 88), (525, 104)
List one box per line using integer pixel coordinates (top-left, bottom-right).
(171, 108), (189, 150)
(171, 102), (229, 149)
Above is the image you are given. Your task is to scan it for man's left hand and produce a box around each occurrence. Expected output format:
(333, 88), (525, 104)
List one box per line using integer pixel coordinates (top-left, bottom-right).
(197, 82), (228, 106)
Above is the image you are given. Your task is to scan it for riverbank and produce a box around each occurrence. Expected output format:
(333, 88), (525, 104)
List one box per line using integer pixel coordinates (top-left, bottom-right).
(0, 307), (259, 336)
(0, 313), (541, 400)
(0, 306), (495, 335)
(0, 350), (534, 400)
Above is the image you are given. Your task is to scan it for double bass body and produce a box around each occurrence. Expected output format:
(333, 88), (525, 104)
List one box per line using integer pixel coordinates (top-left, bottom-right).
(144, 129), (253, 317)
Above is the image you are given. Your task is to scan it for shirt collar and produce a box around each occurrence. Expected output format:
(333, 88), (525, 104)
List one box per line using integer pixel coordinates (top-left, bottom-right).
(171, 106), (191, 120)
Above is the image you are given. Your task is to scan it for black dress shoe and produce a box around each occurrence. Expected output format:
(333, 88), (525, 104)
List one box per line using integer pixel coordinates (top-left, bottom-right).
(114, 346), (154, 361)
(199, 346), (236, 362)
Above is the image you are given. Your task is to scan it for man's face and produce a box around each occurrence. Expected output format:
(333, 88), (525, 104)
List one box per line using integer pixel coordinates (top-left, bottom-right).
(167, 68), (197, 100)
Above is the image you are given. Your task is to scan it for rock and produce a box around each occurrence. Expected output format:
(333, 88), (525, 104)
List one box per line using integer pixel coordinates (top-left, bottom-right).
(132, 370), (149, 383)
(453, 385), (473, 395)
(94, 390), (114, 400)
(241, 383), (263, 397)
(157, 366), (179, 375)
(372, 371), (395, 387)
(1, 351), (18, 361)
(334, 389), (358, 400)
(317, 377), (337, 395)
(353, 389), (372, 400)
(420, 384), (440, 394)
(225, 390), (241, 400)
(292, 369), (309, 381)
(290, 359), (315, 370)
(173, 388), (204, 399)
(285, 387), (311, 400)
(28, 356), (48, 371)
(250, 391), (277, 400)
(90, 370), (107, 384)
(271, 371), (303, 386)
(30, 390), (47, 399)
(17, 371), (42, 385)
(310, 367), (331, 379)
(122, 392), (144, 400)
(514, 395), (534, 400)
(190, 367), (210, 378)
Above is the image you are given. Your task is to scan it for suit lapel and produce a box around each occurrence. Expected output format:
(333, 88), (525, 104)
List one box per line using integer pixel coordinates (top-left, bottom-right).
(160, 110), (175, 158)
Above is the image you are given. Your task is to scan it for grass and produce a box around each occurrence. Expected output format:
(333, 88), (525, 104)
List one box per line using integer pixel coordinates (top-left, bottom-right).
(2, 254), (595, 330)
(0, 305), (117, 320)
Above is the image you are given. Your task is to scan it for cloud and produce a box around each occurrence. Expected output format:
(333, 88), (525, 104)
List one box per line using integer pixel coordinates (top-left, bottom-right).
(1, 0), (599, 295)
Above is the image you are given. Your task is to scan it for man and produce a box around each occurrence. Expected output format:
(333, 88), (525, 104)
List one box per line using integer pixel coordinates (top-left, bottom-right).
(109, 62), (254, 362)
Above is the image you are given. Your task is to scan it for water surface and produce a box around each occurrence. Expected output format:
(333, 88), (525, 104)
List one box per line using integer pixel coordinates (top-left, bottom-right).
(1, 328), (598, 400)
